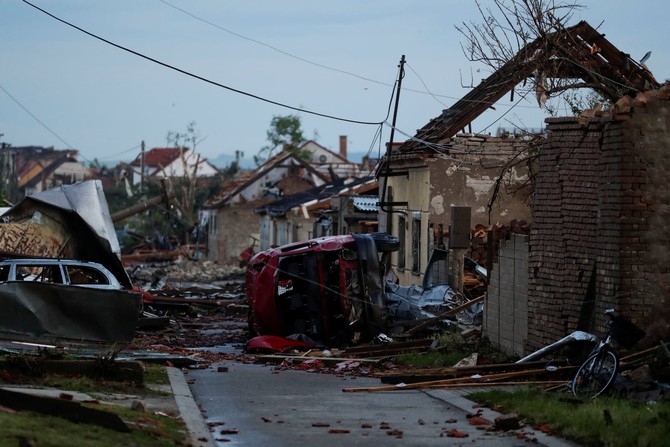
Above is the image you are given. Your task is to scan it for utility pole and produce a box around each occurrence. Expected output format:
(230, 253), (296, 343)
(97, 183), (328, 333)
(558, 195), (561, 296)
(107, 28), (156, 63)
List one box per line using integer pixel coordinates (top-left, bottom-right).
(140, 140), (145, 194)
(378, 55), (408, 233)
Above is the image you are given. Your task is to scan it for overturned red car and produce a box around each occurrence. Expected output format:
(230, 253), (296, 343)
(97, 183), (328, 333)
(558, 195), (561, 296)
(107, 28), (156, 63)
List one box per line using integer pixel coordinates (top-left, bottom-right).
(245, 233), (399, 346)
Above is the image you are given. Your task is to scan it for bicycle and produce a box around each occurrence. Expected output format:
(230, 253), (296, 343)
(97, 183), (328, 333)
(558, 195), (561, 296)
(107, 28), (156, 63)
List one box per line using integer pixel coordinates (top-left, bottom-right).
(571, 308), (644, 398)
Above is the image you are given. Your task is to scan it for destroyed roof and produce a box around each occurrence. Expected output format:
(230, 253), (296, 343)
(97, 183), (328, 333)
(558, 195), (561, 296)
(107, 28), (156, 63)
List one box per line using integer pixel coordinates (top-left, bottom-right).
(398, 20), (660, 154)
(202, 150), (330, 209)
(253, 176), (376, 217)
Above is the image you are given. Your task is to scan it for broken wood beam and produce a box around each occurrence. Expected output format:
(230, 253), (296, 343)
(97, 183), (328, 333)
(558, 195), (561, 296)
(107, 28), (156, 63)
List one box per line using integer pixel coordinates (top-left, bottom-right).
(376, 359), (571, 384)
(342, 339), (434, 357)
(255, 354), (379, 367)
(345, 366), (574, 392)
(343, 380), (568, 393)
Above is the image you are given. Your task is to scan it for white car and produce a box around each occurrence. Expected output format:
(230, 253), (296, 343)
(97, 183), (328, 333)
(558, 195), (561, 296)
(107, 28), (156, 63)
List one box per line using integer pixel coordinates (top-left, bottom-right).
(0, 258), (123, 290)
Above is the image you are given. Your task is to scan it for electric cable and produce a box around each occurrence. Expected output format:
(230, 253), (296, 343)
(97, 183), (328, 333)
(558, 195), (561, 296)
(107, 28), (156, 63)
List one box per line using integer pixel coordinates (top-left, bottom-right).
(22, 0), (385, 127)
(0, 83), (77, 151)
(157, 0), (547, 111)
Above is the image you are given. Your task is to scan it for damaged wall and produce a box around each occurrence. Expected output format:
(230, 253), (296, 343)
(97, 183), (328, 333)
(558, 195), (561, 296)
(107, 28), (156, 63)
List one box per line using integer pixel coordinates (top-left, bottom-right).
(386, 136), (533, 286)
(210, 172), (318, 265)
(484, 234), (529, 357)
(527, 86), (670, 352)
(211, 202), (263, 265)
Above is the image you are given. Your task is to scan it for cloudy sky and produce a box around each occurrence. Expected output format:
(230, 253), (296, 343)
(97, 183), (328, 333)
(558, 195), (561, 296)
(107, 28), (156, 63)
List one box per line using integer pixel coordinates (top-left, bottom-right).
(2, 0), (668, 166)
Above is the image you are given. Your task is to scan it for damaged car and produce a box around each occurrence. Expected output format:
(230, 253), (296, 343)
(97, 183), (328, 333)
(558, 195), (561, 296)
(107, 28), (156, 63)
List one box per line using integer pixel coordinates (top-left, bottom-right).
(246, 233), (398, 346)
(0, 180), (145, 346)
(0, 257), (142, 344)
(246, 232), (489, 347)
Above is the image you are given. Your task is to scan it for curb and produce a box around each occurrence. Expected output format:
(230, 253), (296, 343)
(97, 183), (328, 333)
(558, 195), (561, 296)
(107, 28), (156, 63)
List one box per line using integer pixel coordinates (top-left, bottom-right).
(425, 388), (579, 447)
(167, 367), (216, 447)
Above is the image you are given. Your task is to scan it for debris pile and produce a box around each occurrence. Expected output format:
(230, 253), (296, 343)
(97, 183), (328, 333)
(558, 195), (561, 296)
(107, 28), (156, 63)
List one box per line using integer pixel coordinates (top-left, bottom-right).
(128, 259), (245, 285)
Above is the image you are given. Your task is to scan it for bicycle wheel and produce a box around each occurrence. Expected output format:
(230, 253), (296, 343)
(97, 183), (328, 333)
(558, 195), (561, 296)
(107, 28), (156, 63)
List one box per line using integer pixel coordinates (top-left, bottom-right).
(571, 350), (619, 398)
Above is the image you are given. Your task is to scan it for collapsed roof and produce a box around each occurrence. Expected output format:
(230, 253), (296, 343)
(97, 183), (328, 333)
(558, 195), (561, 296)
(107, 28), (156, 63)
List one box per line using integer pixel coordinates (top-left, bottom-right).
(398, 21), (659, 153)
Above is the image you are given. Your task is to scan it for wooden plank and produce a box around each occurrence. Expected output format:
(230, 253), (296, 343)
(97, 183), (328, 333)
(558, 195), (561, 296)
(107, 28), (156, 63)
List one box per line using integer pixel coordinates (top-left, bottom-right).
(255, 354), (379, 366)
(344, 366), (574, 393)
(376, 359), (570, 383)
(343, 380), (567, 393)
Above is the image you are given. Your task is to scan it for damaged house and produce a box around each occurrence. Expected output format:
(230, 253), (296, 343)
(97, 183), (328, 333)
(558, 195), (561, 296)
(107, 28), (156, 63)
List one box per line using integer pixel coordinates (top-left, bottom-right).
(0, 145), (90, 203)
(202, 150), (330, 265)
(252, 176), (379, 251)
(381, 20), (663, 356)
(202, 138), (367, 265)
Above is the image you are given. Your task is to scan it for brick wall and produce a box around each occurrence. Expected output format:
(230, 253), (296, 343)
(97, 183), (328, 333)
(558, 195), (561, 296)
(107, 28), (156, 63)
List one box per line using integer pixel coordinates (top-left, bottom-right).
(527, 87), (670, 352)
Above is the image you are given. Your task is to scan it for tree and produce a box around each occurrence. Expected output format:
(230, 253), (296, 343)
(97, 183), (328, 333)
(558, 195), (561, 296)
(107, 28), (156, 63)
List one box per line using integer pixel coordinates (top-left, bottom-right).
(254, 115), (309, 165)
(456, 0), (585, 107)
(453, 0), (654, 203)
(454, 0), (652, 116)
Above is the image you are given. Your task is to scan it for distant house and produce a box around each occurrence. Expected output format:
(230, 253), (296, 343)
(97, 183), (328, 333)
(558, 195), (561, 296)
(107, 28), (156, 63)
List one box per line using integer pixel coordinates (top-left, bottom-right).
(299, 136), (369, 180)
(201, 150), (329, 265)
(0, 146), (90, 201)
(128, 147), (218, 185)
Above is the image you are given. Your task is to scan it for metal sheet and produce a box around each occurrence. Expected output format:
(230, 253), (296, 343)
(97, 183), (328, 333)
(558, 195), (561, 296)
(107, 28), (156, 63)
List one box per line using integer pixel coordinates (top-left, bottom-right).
(25, 180), (120, 255)
(0, 281), (141, 344)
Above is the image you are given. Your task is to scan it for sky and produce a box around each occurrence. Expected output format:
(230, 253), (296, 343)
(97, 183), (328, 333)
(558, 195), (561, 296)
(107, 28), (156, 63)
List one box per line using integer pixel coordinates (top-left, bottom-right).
(2, 0), (669, 167)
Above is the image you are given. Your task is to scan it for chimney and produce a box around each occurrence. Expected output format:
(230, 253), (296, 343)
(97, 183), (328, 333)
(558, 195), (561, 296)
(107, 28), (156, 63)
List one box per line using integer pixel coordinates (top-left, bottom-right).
(339, 135), (348, 160)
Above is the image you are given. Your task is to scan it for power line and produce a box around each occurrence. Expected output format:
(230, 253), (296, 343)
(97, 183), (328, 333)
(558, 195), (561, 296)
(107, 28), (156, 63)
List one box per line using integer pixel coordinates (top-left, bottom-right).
(99, 144), (142, 160)
(158, 0), (390, 88)
(22, 0), (384, 127)
(0, 83), (77, 151)
(157, 0), (545, 111)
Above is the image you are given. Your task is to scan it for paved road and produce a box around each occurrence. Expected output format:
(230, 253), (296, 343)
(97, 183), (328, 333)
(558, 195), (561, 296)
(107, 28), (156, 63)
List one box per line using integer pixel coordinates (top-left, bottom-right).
(188, 360), (575, 446)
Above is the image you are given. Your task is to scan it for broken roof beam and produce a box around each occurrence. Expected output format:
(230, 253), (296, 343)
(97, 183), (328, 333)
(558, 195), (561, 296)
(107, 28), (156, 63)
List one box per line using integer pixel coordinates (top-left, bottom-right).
(398, 21), (659, 154)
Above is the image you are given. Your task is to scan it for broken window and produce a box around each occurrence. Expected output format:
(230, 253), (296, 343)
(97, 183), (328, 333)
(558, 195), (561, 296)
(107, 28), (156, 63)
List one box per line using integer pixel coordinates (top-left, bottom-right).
(66, 266), (109, 285)
(15, 264), (63, 284)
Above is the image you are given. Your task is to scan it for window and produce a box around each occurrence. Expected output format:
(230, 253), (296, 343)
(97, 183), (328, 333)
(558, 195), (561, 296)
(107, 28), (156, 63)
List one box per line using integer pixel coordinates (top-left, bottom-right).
(397, 214), (406, 269)
(411, 212), (422, 274)
(66, 266), (109, 285)
(15, 264), (63, 284)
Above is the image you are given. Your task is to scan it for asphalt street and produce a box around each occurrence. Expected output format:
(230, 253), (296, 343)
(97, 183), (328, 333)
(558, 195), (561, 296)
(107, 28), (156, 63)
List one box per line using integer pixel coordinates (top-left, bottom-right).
(187, 360), (578, 447)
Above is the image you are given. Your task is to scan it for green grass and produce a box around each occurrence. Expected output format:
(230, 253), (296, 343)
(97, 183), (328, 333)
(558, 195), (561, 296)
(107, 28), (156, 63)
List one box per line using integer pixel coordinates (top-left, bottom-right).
(0, 406), (187, 447)
(394, 332), (510, 368)
(395, 350), (468, 368)
(0, 363), (189, 447)
(469, 387), (670, 447)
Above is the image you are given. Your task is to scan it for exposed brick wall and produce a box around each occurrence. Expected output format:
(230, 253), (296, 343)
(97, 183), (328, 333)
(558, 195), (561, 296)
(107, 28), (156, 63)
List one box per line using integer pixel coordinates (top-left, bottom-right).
(527, 87), (670, 352)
